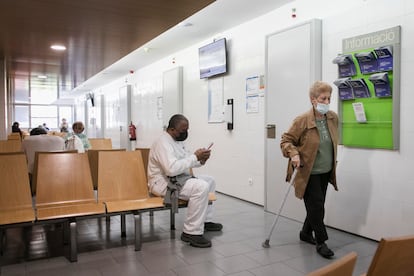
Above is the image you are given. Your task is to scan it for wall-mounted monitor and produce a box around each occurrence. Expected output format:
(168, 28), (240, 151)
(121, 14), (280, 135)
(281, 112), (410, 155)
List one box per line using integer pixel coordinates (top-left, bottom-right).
(199, 38), (227, 79)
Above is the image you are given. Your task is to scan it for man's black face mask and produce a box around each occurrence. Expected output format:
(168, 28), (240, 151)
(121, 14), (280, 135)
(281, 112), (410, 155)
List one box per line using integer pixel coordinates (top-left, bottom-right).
(176, 130), (188, 141)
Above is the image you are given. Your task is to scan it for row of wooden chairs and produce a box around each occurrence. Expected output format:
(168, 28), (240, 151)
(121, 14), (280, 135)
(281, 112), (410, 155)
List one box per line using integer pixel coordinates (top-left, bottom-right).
(306, 235), (414, 276)
(0, 150), (169, 262)
(0, 137), (113, 154)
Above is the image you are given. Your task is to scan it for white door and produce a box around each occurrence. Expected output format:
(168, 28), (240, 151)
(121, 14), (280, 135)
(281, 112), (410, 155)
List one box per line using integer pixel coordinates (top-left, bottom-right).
(104, 91), (121, 148)
(265, 20), (321, 221)
(119, 85), (131, 150)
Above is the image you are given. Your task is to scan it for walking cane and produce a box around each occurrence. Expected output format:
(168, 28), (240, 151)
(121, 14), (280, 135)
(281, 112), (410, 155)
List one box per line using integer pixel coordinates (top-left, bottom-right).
(262, 166), (300, 248)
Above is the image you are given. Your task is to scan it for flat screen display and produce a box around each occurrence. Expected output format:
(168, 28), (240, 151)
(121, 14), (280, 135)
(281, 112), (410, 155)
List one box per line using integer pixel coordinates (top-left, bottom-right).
(199, 38), (227, 79)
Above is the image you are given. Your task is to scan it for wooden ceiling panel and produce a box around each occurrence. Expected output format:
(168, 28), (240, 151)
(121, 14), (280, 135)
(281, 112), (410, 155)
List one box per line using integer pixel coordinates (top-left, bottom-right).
(0, 0), (215, 94)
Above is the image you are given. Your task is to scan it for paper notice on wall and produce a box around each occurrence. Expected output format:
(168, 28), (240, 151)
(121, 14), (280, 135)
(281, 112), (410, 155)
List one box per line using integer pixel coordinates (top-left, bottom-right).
(246, 76), (259, 96)
(352, 102), (367, 123)
(208, 78), (224, 123)
(246, 95), (259, 113)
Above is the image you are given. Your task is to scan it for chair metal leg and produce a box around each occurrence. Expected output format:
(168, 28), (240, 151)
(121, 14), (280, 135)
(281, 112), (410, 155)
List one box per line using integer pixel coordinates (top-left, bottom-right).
(121, 213), (126, 237)
(0, 228), (4, 255)
(69, 220), (77, 262)
(134, 213), (141, 251)
(170, 208), (175, 230)
(63, 221), (69, 245)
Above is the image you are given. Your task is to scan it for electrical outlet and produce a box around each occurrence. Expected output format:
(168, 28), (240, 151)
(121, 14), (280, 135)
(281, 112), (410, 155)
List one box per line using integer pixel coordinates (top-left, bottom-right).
(248, 178), (253, 185)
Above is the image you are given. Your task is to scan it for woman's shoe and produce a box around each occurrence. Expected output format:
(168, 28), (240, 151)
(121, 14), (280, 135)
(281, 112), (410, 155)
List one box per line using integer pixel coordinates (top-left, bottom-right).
(316, 243), (334, 258)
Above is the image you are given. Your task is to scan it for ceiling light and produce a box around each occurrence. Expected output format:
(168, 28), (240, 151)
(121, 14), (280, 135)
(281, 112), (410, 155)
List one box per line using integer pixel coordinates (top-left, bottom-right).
(50, 44), (66, 51)
(37, 75), (47, 79)
(177, 22), (193, 27)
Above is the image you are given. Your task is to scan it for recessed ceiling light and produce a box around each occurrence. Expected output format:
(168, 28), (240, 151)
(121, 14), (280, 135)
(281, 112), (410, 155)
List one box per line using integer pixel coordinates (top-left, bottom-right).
(177, 22), (193, 27)
(50, 44), (66, 51)
(37, 75), (47, 79)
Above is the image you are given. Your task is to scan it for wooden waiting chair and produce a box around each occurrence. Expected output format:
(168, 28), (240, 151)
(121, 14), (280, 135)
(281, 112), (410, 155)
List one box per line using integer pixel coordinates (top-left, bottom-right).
(31, 150), (77, 195)
(0, 152), (36, 254)
(34, 151), (106, 262)
(87, 148), (126, 190)
(361, 235), (414, 276)
(0, 139), (22, 153)
(136, 147), (150, 180)
(307, 252), (357, 276)
(7, 133), (22, 140)
(89, 138), (112, 150)
(97, 150), (165, 250)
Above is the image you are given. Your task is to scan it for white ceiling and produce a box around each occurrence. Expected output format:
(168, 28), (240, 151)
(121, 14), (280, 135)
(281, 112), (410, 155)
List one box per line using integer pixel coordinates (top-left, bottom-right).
(69, 0), (292, 97)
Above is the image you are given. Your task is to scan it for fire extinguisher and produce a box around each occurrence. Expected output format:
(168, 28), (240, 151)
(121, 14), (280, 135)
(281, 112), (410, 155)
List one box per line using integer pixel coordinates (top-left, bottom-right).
(129, 121), (136, 141)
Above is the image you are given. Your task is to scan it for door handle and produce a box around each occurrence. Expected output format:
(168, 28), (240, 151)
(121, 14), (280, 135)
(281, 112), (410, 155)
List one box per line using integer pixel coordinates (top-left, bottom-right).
(266, 124), (276, 139)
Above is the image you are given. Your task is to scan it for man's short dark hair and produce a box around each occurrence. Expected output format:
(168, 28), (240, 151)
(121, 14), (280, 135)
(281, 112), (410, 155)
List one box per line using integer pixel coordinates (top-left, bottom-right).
(30, 127), (47, 136)
(167, 114), (188, 129)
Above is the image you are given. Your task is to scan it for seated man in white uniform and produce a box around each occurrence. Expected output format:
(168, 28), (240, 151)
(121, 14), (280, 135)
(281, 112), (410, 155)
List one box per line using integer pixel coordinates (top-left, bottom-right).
(148, 114), (222, 248)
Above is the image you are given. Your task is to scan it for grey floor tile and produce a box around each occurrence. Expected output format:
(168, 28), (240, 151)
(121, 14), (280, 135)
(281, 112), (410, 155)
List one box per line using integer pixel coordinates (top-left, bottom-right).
(249, 261), (304, 276)
(212, 254), (261, 274)
(212, 240), (257, 257)
(0, 193), (378, 276)
(226, 271), (256, 276)
(140, 253), (188, 274)
(172, 261), (225, 276)
(175, 245), (225, 265)
(244, 247), (293, 265)
(283, 252), (333, 274)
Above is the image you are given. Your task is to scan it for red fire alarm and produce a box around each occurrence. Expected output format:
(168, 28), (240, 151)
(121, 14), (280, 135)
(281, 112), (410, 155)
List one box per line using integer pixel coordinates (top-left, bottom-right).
(291, 8), (297, 18)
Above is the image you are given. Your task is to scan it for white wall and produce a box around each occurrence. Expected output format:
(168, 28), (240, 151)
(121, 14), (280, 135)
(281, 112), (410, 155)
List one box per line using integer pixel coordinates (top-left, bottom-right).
(89, 0), (414, 240)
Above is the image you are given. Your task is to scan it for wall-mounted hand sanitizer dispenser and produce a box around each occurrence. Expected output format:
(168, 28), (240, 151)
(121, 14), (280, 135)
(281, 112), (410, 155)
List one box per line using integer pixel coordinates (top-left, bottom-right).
(374, 45), (393, 72)
(369, 72), (391, 97)
(334, 77), (354, 100)
(355, 51), (378, 74)
(332, 54), (356, 77)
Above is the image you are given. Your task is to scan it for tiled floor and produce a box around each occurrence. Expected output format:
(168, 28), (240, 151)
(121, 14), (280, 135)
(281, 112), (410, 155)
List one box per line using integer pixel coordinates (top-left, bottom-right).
(1, 193), (378, 275)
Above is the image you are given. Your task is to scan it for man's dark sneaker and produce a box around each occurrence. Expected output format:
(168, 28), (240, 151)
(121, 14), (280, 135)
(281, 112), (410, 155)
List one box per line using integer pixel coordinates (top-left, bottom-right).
(204, 222), (223, 231)
(316, 243), (334, 258)
(299, 231), (316, 245)
(181, 232), (212, 248)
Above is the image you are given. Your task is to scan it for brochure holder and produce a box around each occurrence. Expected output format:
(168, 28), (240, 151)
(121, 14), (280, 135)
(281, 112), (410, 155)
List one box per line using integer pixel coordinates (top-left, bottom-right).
(334, 77), (354, 100)
(337, 26), (400, 150)
(374, 46), (393, 71)
(369, 72), (391, 97)
(355, 51), (378, 74)
(348, 79), (371, 98)
(332, 54), (357, 77)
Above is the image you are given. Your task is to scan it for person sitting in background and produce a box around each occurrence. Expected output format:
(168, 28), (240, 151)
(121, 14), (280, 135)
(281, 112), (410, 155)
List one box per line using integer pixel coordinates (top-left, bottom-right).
(12, 121), (23, 138)
(22, 127), (66, 179)
(60, 118), (69, 133)
(66, 121), (91, 151)
(42, 123), (50, 131)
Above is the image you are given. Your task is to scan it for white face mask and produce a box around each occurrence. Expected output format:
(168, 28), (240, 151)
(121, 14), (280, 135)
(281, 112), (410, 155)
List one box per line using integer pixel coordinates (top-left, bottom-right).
(316, 103), (329, 115)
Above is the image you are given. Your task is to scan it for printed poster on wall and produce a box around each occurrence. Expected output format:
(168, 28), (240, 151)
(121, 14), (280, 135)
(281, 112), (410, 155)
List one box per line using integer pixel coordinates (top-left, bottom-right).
(208, 77), (224, 123)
